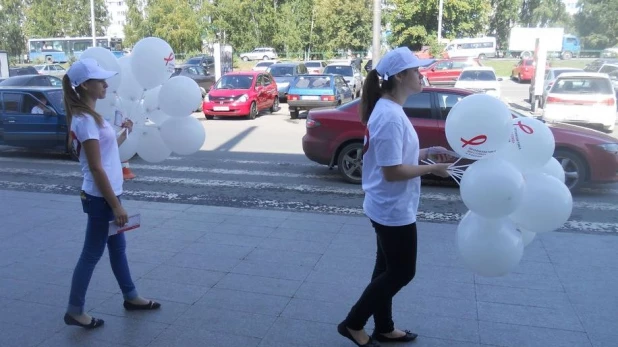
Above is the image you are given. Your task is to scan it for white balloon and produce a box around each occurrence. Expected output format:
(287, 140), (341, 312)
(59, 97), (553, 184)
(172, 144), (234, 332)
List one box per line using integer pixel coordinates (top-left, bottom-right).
(159, 76), (202, 117)
(146, 109), (170, 125)
(80, 47), (122, 93)
(117, 56), (146, 102)
(457, 211), (524, 277)
(130, 37), (175, 90)
(445, 94), (512, 160)
(159, 116), (206, 155)
(143, 85), (162, 113)
(526, 157), (566, 184)
(118, 128), (141, 162)
(136, 124), (171, 163)
(459, 157), (525, 218)
(509, 172), (573, 233)
(496, 117), (555, 171)
(520, 228), (536, 247)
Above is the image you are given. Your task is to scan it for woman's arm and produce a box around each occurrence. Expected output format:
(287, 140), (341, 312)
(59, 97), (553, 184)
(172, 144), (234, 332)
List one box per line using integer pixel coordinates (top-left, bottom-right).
(82, 140), (128, 225)
(382, 163), (450, 182)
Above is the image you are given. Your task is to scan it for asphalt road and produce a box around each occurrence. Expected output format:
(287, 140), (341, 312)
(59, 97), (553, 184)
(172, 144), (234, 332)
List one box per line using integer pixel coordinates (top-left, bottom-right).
(0, 103), (616, 235)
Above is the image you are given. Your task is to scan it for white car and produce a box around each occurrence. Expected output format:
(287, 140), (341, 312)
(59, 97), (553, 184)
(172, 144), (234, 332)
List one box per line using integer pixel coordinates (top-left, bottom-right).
(534, 67), (584, 108)
(252, 60), (282, 72)
(323, 63), (363, 97)
(542, 72), (616, 133)
(454, 66), (502, 98)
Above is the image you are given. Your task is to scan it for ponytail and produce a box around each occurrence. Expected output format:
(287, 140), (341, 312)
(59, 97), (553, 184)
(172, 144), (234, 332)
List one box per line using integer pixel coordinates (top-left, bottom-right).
(62, 75), (105, 147)
(359, 69), (397, 125)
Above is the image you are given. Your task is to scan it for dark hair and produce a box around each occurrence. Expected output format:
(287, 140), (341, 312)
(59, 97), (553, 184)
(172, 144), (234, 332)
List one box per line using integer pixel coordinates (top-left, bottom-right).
(359, 69), (397, 125)
(62, 75), (105, 147)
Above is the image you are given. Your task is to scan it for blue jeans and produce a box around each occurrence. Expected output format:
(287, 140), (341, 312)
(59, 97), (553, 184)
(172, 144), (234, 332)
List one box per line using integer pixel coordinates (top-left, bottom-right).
(67, 191), (138, 315)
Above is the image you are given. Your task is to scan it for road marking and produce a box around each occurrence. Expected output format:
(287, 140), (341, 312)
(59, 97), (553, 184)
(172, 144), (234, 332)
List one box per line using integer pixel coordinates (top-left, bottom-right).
(0, 181), (615, 233)
(0, 167), (616, 210)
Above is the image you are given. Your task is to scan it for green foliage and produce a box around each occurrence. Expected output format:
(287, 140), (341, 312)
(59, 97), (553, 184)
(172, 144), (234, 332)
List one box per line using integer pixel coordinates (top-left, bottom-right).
(489, 0), (522, 50)
(575, 0), (618, 49)
(24, 0), (110, 38)
(0, 0), (26, 56)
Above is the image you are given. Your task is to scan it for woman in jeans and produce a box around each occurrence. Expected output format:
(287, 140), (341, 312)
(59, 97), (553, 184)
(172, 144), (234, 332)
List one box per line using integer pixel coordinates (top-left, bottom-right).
(62, 58), (160, 329)
(337, 47), (454, 346)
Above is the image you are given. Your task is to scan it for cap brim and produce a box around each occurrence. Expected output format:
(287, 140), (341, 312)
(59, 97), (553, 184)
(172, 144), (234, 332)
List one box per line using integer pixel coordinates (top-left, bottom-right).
(90, 70), (118, 80)
(406, 59), (435, 69)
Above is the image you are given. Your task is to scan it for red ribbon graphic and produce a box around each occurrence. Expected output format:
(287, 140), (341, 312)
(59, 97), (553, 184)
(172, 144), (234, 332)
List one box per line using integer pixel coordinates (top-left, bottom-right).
(164, 53), (174, 66)
(515, 120), (534, 134)
(362, 128), (370, 155)
(460, 135), (487, 148)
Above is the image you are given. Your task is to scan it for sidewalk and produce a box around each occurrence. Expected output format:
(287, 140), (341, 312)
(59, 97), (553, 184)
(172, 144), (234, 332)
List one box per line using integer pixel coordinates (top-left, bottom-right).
(0, 190), (615, 347)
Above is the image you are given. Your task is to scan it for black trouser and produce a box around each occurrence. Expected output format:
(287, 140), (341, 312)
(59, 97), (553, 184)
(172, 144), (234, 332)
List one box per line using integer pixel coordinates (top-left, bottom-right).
(344, 220), (418, 333)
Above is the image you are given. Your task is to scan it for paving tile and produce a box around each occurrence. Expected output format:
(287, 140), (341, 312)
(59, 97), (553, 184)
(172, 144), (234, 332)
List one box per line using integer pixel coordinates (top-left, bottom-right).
(293, 281), (365, 305)
(158, 219), (220, 233)
(400, 277), (477, 301)
(125, 248), (178, 266)
(215, 223), (275, 237)
(195, 288), (291, 316)
(281, 298), (349, 324)
(41, 333), (124, 347)
(245, 248), (322, 267)
(260, 317), (349, 347)
(0, 261), (73, 286)
(222, 215), (286, 228)
(277, 219), (344, 233)
(238, 208), (293, 218)
(476, 284), (571, 309)
(305, 266), (372, 288)
(0, 322), (52, 347)
(164, 251), (242, 272)
(215, 273), (302, 297)
(174, 306), (276, 338)
(392, 310), (481, 343)
(181, 242), (254, 259)
(268, 228), (336, 243)
(92, 294), (191, 325)
(232, 259), (313, 281)
(0, 277), (42, 300)
(141, 265), (226, 287)
(415, 264), (475, 284)
(140, 226), (211, 242)
(477, 301), (584, 331)
(132, 278), (211, 305)
(69, 312), (168, 346)
(394, 291), (478, 320)
(257, 237), (329, 254)
(196, 231), (266, 248)
(0, 300), (67, 335)
(149, 324), (261, 347)
(178, 211), (233, 223)
(128, 234), (191, 253)
(474, 270), (564, 292)
(479, 320), (592, 347)
(184, 204), (242, 215)
(20, 283), (114, 310)
(588, 332), (618, 347)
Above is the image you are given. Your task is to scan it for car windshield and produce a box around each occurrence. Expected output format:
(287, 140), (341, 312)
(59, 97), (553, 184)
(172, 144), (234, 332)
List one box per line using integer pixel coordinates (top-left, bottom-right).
(459, 70), (496, 81)
(255, 62), (274, 67)
(268, 66), (294, 76)
(324, 65), (353, 76)
(305, 62), (322, 68)
(291, 76), (332, 89)
(46, 90), (65, 113)
(550, 77), (614, 94)
(553, 69), (582, 78)
(214, 75), (254, 89)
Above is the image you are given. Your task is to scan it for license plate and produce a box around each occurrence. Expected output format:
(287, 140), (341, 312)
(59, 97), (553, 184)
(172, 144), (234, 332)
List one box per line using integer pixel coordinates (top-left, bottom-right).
(213, 106), (229, 111)
(302, 96), (320, 100)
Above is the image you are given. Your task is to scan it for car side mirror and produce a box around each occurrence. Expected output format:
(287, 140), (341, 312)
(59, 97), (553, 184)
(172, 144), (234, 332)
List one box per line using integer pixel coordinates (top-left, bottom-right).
(431, 67), (435, 71)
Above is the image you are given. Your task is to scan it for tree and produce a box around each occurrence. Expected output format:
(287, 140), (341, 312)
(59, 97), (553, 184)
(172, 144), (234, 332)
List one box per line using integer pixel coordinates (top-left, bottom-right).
(0, 0), (26, 56)
(489, 0), (522, 50)
(141, 0), (204, 53)
(575, 0), (618, 49)
(520, 0), (571, 28)
(124, 0), (147, 48)
(271, 0), (314, 57)
(312, 0), (372, 54)
(24, 0), (109, 37)
(387, 0), (492, 49)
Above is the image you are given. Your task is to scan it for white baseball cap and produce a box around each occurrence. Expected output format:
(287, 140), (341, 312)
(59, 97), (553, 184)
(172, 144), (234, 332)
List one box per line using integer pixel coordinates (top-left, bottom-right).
(67, 58), (118, 87)
(375, 47), (434, 81)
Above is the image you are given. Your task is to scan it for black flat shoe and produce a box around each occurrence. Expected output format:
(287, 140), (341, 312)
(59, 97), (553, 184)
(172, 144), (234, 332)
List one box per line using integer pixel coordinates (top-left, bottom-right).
(63, 313), (104, 329)
(372, 329), (418, 342)
(337, 321), (381, 347)
(123, 300), (161, 311)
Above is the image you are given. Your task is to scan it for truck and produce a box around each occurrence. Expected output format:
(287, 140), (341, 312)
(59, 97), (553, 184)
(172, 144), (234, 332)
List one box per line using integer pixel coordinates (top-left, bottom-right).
(507, 27), (581, 60)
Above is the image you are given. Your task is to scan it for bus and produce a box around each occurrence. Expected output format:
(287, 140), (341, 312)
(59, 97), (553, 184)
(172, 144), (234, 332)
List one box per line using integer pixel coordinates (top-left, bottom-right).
(443, 37), (497, 60)
(27, 37), (124, 63)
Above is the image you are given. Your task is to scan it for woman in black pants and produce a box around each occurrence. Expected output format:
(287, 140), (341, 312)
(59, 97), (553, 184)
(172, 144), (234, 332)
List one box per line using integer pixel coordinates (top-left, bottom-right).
(337, 47), (453, 346)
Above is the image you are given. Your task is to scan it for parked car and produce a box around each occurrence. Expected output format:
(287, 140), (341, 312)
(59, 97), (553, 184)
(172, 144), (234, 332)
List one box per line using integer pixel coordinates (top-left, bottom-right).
(419, 57), (482, 85)
(302, 86), (618, 191)
(531, 67), (584, 108)
(183, 55), (215, 74)
(252, 60), (283, 72)
(32, 64), (66, 77)
(0, 74), (63, 87)
(0, 86), (73, 155)
(584, 58), (618, 72)
(323, 63), (363, 97)
(239, 47), (278, 61)
(454, 66), (502, 98)
(266, 62), (308, 100)
(286, 74), (355, 119)
(542, 72), (616, 133)
(304, 60), (328, 74)
(0, 67), (40, 83)
(202, 71), (279, 120)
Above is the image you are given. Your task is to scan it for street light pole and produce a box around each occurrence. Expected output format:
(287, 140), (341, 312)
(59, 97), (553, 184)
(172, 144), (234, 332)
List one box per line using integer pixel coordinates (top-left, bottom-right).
(90, 0), (96, 46)
(371, 0), (382, 67)
(437, 0), (444, 42)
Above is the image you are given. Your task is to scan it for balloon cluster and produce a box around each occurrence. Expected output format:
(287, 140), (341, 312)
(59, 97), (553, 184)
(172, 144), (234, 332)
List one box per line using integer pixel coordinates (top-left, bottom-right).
(442, 94), (572, 277)
(80, 37), (206, 163)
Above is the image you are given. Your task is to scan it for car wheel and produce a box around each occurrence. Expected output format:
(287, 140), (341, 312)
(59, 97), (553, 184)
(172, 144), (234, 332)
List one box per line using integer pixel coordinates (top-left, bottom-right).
(205, 114), (214, 120)
(478, 53), (486, 60)
(337, 142), (363, 184)
(554, 149), (588, 191)
(290, 109), (299, 119)
(270, 98), (279, 113)
(242, 56), (249, 62)
(248, 102), (258, 120)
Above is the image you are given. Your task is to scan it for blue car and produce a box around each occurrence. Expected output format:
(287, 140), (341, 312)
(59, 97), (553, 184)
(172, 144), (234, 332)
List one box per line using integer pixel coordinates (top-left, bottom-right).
(286, 74), (355, 119)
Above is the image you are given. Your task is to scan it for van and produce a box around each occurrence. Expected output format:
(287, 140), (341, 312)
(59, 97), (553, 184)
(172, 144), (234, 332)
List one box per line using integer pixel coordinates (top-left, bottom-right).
(444, 37), (497, 60)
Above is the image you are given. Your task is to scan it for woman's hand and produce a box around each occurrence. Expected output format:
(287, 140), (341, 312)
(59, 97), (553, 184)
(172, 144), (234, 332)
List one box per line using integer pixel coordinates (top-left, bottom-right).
(429, 163), (452, 178)
(121, 119), (133, 133)
(112, 205), (128, 226)
(423, 146), (459, 163)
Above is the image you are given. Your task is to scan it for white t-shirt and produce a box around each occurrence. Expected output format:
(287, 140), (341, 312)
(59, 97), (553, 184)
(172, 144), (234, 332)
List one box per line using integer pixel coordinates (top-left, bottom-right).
(31, 105), (45, 114)
(70, 114), (123, 197)
(362, 98), (421, 226)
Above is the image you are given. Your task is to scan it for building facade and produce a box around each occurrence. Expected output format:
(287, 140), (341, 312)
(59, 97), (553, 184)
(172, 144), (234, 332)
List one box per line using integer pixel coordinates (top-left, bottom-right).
(105, 0), (127, 39)
(562, 0), (578, 15)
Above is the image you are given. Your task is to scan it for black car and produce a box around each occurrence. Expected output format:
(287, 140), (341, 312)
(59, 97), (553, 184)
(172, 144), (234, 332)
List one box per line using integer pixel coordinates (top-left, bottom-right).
(184, 55), (215, 74)
(0, 74), (63, 87)
(0, 66), (40, 83)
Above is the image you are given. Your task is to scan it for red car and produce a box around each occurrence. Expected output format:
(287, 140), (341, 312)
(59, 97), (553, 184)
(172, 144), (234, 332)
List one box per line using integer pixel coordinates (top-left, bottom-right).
(419, 58), (482, 85)
(302, 87), (618, 191)
(511, 58), (551, 82)
(202, 71), (279, 120)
